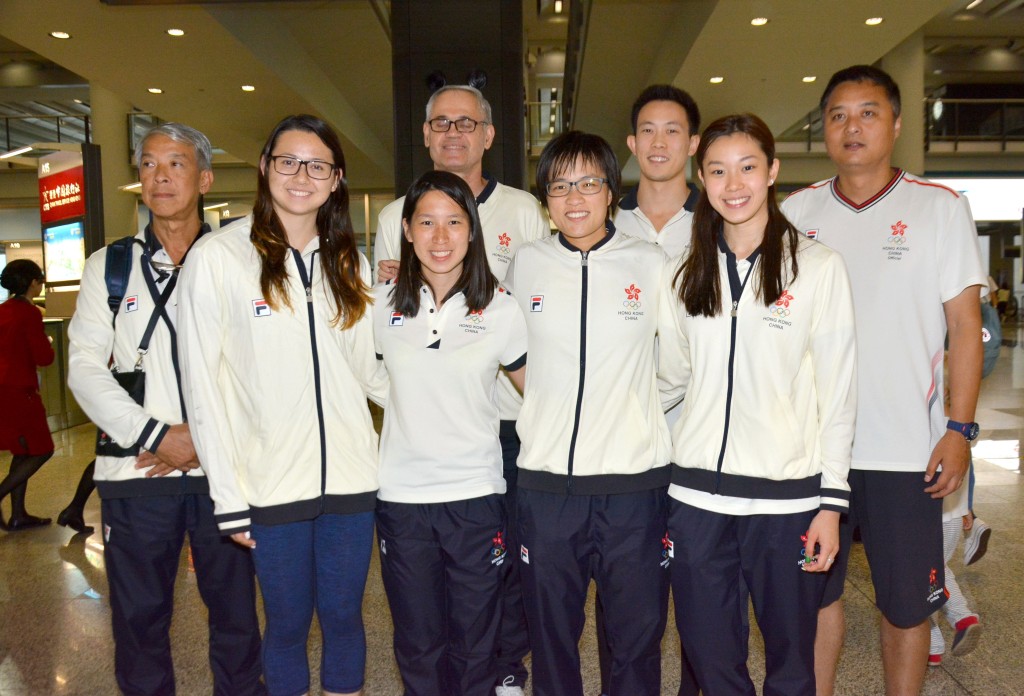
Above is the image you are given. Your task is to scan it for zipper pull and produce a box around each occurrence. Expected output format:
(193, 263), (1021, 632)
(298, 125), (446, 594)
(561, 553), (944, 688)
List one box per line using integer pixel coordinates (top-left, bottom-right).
(731, 300), (738, 318)
(306, 285), (313, 304)
(581, 251), (588, 266)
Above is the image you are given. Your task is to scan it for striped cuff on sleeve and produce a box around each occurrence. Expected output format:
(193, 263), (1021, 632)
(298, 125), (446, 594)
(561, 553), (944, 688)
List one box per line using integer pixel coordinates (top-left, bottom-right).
(135, 419), (170, 452)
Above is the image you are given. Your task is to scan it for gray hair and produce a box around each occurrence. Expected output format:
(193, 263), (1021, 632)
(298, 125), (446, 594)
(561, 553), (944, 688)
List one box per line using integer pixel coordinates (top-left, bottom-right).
(424, 85), (493, 125)
(134, 123), (213, 172)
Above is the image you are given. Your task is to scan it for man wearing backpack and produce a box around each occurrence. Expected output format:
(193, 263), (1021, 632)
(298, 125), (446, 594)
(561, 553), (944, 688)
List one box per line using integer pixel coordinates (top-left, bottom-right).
(68, 123), (264, 696)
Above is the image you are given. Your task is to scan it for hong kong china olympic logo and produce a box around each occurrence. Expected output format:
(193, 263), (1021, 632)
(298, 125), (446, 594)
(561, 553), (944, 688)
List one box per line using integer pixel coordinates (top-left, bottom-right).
(497, 232), (512, 254)
(623, 283), (642, 309)
(468, 308), (484, 324)
(889, 220), (907, 245)
(770, 289), (793, 317)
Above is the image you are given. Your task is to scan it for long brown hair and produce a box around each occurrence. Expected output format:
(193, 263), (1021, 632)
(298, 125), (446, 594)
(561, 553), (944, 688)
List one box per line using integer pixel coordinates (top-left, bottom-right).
(674, 113), (799, 317)
(251, 114), (370, 328)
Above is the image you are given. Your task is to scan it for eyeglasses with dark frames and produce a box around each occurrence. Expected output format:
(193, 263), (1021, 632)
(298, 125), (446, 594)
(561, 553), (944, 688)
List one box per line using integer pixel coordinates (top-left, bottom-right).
(268, 155), (337, 180)
(427, 117), (489, 134)
(545, 177), (608, 197)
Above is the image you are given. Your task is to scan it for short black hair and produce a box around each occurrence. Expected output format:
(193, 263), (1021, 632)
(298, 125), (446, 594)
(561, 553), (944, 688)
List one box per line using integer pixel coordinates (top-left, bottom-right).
(630, 84), (701, 136)
(819, 65), (901, 117)
(535, 130), (621, 219)
(391, 170), (496, 317)
(0, 259), (44, 297)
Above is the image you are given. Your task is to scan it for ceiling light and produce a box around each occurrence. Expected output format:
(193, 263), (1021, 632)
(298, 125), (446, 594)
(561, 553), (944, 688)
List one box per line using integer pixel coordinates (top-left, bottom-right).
(0, 146), (33, 159)
(148, 88), (163, 94)
(166, 28), (185, 37)
(73, 99), (83, 104)
(750, 17), (769, 26)
(865, 17), (884, 26)
(203, 202), (229, 210)
(241, 85), (256, 92)
(802, 76), (817, 83)
(553, 0), (563, 13)
(965, 0), (983, 8)
(119, 182), (142, 191)
(709, 76), (724, 84)
(49, 31), (71, 39)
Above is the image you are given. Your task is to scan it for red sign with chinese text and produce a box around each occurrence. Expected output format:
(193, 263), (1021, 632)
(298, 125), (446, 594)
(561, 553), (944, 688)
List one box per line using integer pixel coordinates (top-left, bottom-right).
(39, 165), (86, 225)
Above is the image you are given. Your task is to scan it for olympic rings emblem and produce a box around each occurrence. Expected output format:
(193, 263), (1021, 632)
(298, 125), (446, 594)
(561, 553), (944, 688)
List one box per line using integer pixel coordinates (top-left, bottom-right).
(622, 300), (642, 309)
(770, 306), (791, 317)
(888, 236), (906, 246)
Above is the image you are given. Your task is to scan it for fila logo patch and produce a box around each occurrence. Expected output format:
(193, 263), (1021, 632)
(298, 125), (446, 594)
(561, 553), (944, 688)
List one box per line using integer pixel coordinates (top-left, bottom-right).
(530, 295), (544, 312)
(252, 299), (271, 318)
(389, 311), (404, 326)
(124, 295), (139, 313)
(520, 544), (530, 564)
(805, 229), (818, 239)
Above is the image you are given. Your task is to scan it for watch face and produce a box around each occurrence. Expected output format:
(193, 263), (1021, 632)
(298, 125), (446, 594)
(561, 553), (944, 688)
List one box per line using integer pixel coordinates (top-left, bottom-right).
(968, 423), (980, 440)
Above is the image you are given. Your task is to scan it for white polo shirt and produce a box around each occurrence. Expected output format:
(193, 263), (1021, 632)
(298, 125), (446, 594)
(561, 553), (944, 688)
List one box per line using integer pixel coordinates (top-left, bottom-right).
(374, 178), (549, 422)
(782, 170), (986, 473)
(373, 282), (528, 504)
(613, 184), (696, 260)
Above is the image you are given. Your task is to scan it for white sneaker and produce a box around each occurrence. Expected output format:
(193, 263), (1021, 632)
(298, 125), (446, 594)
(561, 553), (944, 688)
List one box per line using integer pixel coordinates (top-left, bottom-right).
(963, 518), (991, 566)
(495, 675), (525, 696)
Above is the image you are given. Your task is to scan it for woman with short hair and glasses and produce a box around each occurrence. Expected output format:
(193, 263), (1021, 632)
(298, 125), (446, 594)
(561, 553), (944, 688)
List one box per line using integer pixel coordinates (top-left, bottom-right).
(178, 114), (386, 696)
(501, 130), (674, 696)
(0, 259), (55, 531)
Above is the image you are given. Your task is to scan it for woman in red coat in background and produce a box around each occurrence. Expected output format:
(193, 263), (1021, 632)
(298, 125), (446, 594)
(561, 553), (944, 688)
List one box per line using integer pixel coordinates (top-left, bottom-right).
(0, 259), (55, 530)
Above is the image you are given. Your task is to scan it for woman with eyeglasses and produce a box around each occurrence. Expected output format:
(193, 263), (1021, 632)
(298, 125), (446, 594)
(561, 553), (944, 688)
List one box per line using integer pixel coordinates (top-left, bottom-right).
(657, 114), (856, 695)
(372, 170), (527, 695)
(178, 114), (385, 696)
(502, 130), (674, 696)
(0, 259), (55, 531)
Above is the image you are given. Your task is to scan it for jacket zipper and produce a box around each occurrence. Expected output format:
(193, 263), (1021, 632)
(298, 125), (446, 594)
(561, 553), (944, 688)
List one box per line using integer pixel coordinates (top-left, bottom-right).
(292, 248), (328, 508)
(713, 247), (759, 493)
(565, 250), (589, 493)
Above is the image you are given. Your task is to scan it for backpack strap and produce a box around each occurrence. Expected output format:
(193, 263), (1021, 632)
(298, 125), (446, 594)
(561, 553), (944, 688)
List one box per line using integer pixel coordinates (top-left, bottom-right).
(104, 236), (140, 319)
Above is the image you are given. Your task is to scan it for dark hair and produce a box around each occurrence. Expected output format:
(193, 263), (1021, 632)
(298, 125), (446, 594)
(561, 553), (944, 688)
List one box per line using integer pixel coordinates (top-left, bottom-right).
(392, 171), (496, 318)
(675, 113), (800, 317)
(819, 65), (901, 118)
(630, 84), (701, 136)
(1, 259), (44, 297)
(251, 114), (370, 328)
(535, 130), (620, 220)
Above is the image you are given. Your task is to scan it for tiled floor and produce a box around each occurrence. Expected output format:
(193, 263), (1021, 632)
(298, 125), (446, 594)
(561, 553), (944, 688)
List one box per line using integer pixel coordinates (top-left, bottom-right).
(2, 324), (1023, 695)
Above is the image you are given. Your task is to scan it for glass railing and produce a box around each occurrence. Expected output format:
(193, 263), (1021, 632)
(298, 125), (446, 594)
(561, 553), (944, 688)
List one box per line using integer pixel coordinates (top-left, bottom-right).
(1, 114), (91, 153)
(777, 98), (1024, 153)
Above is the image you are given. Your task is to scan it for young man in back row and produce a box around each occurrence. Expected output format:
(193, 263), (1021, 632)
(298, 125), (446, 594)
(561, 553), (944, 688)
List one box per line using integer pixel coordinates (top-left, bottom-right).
(782, 65), (985, 696)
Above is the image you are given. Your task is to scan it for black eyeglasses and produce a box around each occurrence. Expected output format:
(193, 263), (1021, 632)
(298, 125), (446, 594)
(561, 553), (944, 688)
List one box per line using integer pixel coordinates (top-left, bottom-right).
(545, 177), (608, 197)
(427, 117), (489, 133)
(268, 155), (336, 180)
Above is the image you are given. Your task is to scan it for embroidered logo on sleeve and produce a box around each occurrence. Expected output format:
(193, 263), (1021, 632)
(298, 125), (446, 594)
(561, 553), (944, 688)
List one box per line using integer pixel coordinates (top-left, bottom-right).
(252, 299), (271, 318)
(389, 311), (404, 326)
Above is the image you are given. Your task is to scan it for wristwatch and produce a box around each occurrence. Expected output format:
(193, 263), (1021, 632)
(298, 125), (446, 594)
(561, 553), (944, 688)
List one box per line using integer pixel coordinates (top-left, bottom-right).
(946, 419), (980, 441)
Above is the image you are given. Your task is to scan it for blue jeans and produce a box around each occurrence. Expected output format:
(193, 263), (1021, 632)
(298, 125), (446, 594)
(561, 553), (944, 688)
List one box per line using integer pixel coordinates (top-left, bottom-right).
(251, 512), (374, 696)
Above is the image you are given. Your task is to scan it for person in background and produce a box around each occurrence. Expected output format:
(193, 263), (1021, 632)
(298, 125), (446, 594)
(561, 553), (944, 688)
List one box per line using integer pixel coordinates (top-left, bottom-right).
(0, 259), (54, 531)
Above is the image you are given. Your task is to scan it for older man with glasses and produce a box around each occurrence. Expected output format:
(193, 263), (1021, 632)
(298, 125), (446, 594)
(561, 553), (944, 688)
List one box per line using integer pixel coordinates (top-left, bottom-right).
(374, 84), (549, 696)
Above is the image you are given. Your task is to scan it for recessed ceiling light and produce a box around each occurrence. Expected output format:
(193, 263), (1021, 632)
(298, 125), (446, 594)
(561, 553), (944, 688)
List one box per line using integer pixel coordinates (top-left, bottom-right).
(241, 85), (256, 92)
(554, 0), (563, 13)
(709, 76), (724, 84)
(166, 28), (185, 37)
(49, 31), (71, 39)
(750, 17), (769, 26)
(148, 88), (163, 94)
(73, 99), (83, 104)
(965, 0), (983, 8)
(802, 76), (817, 83)
(865, 17), (884, 26)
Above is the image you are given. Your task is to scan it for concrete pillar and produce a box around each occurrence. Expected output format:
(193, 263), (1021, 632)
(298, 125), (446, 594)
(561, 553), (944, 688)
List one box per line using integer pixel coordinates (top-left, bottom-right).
(89, 83), (137, 243)
(880, 31), (925, 176)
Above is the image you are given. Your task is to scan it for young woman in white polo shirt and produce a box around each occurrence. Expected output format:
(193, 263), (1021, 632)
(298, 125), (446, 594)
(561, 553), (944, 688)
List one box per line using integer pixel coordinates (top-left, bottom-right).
(179, 115), (384, 696)
(658, 114), (857, 696)
(373, 170), (527, 696)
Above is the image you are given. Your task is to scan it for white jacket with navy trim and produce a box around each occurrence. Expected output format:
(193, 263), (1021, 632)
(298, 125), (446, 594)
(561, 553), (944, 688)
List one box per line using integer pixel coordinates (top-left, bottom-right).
(503, 226), (673, 494)
(177, 218), (386, 534)
(658, 235), (856, 515)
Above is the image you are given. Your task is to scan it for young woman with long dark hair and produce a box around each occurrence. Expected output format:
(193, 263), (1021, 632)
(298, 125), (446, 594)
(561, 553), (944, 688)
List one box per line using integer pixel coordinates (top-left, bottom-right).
(659, 113), (857, 695)
(178, 114), (384, 696)
(373, 170), (526, 696)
